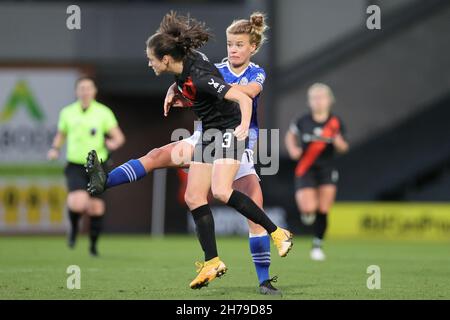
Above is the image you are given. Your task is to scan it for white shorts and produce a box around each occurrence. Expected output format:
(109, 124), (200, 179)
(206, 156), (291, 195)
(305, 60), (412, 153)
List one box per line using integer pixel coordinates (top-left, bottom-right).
(183, 130), (202, 147)
(182, 132), (259, 181)
(235, 149), (260, 181)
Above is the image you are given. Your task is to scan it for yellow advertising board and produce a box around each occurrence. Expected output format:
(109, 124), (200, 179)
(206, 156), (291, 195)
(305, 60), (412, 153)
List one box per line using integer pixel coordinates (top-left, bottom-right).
(0, 68), (80, 233)
(329, 202), (450, 241)
(0, 170), (67, 232)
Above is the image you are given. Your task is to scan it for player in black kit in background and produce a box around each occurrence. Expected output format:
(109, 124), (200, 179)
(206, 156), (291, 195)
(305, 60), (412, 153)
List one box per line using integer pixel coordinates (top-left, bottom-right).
(285, 83), (349, 261)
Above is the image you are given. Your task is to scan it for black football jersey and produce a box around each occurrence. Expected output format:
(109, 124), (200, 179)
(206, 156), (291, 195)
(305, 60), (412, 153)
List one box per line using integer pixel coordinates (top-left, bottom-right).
(290, 113), (346, 170)
(175, 50), (241, 131)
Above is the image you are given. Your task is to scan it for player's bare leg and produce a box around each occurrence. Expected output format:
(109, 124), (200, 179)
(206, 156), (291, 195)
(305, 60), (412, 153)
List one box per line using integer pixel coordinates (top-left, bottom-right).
(295, 187), (318, 225)
(86, 141), (193, 196)
(318, 184), (336, 213)
(139, 140), (193, 172)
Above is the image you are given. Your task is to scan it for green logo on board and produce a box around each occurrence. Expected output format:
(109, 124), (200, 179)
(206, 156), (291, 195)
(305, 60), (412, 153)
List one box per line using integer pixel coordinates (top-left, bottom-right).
(0, 80), (44, 123)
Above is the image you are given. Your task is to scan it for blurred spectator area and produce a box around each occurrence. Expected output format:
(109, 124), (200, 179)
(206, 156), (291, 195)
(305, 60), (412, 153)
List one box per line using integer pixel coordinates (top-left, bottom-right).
(272, 0), (450, 201)
(1, 0), (449, 207)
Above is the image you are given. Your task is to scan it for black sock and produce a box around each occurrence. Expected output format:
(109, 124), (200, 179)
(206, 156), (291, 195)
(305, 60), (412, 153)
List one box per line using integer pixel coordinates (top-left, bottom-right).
(313, 212), (328, 248)
(89, 216), (103, 249)
(227, 190), (277, 234)
(68, 210), (81, 242)
(191, 204), (218, 261)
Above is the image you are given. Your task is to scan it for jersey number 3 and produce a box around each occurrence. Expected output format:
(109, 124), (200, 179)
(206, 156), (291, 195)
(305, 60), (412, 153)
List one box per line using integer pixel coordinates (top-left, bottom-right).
(222, 132), (232, 148)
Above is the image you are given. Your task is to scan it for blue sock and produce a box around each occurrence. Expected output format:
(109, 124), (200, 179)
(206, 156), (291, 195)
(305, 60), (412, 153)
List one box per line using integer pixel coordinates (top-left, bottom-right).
(249, 233), (271, 285)
(106, 159), (147, 188)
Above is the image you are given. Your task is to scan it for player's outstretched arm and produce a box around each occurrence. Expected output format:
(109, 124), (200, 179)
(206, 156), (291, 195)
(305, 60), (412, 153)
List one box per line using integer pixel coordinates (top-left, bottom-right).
(224, 86), (252, 141)
(231, 82), (262, 99)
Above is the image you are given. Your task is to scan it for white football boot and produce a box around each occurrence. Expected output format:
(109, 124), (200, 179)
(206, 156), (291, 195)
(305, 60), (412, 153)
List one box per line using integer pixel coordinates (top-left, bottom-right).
(310, 247), (326, 261)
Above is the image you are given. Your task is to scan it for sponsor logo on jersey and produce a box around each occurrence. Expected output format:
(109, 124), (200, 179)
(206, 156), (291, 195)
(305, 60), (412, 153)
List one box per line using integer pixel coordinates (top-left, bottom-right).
(313, 127), (323, 136)
(208, 78), (219, 89)
(208, 78), (225, 93)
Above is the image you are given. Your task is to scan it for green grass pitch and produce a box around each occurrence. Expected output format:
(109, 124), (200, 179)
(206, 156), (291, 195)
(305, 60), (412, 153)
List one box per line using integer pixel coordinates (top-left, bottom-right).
(0, 235), (449, 299)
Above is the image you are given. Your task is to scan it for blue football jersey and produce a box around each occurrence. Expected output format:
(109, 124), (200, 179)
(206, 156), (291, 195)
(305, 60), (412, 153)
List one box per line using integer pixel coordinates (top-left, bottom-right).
(214, 59), (266, 150)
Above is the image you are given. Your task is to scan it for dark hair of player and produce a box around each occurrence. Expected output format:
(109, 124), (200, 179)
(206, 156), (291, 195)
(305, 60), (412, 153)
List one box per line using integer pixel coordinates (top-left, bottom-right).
(146, 11), (212, 61)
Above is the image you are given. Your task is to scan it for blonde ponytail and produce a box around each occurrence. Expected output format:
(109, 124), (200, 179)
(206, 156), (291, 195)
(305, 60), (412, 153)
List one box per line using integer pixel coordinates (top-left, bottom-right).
(226, 12), (268, 54)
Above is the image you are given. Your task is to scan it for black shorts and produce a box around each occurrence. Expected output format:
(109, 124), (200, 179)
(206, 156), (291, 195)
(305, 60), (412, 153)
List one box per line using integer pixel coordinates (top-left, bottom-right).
(64, 161), (110, 198)
(192, 129), (249, 164)
(295, 166), (339, 190)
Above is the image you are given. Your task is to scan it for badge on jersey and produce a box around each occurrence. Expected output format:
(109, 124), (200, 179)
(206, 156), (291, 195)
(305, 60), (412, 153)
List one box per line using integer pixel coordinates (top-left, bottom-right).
(239, 77), (249, 85)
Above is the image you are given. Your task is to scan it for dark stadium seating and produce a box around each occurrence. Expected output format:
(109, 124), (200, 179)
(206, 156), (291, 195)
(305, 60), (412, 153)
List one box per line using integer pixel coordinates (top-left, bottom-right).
(335, 93), (450, 201)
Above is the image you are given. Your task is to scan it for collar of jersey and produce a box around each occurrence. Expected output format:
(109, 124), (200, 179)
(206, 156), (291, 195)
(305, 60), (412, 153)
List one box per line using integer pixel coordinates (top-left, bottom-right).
(179, 52), (196, 82)
(310, 112), (333, 124)
(75, 100), (98, 113)
(226, 60), (251, 78)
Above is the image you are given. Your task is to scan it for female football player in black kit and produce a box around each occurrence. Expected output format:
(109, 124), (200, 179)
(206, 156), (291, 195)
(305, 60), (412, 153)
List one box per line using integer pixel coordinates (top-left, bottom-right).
(285, 83), (349, 261)
(145, 12), (292, 289)
(86, 13), (282, 294)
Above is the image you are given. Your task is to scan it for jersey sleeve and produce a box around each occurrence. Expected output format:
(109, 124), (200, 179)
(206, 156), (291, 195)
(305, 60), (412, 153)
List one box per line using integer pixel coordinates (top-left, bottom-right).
(103, 107), (119, 133)
(57, 108), (68, 134)
(289, 119), (300, 136)
(194, 73), (232, 100)
(249, 67), (266, 90)
(337, 116), (346, 138)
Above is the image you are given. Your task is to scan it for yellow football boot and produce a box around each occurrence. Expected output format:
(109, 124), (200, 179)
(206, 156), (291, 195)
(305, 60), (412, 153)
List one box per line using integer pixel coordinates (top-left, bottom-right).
(189, 257), (227, 289)
(271, 227), (293, 257)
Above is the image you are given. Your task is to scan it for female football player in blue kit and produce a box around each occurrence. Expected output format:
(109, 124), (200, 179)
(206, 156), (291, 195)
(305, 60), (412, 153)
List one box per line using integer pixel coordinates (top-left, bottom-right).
(86, 12), (289, 294)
